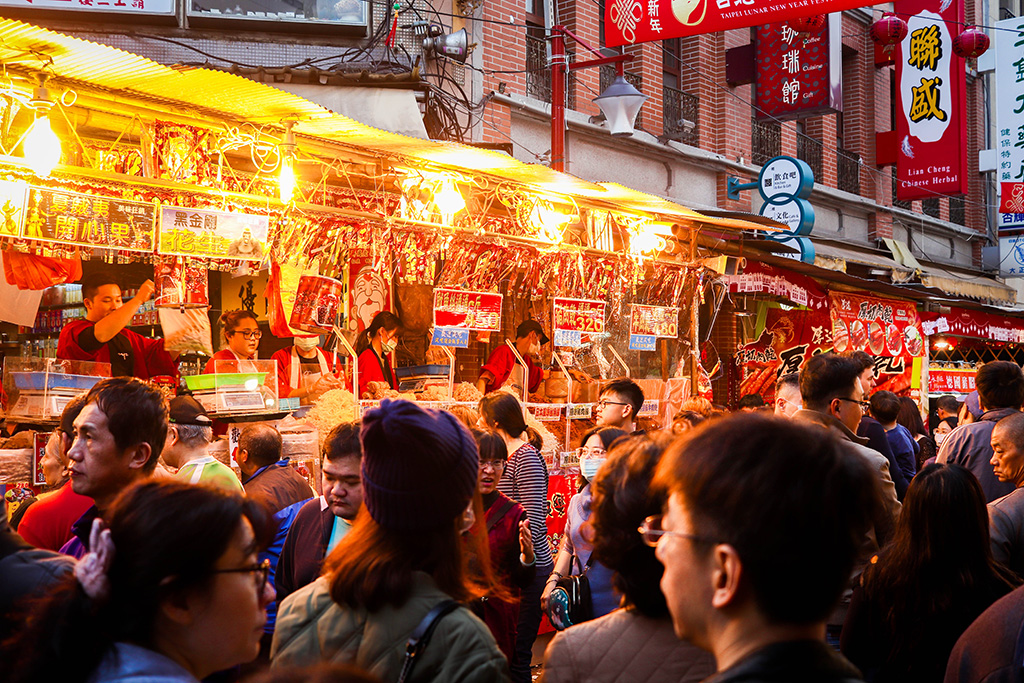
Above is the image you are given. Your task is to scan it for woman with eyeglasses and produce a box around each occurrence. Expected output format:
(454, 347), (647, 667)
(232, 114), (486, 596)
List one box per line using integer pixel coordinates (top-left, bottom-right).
(205, 309), (263, 374)
(469, 429), (536, 667)
(540, 426), (627, 627)
(1, 480), (276, 683)
(355, 311), (402, 399)
(540, 434), (715, 683)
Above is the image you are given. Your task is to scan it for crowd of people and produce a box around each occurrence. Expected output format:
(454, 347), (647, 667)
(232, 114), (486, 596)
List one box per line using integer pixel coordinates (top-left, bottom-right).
(2, 354), (1024, 683)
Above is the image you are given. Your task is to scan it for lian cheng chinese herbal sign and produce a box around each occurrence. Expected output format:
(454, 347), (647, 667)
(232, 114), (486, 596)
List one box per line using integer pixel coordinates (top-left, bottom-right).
(553, 297), (606, 348)
(159, 207), (269, 261)
(25, 187), (156, 252)
(996, 17), (1024, 217)
(894, 0), (968, 200)
(755, 15), (841, 120)
(0, 0), (174, 13)
(432, 288), (503, 332)
(829, 292), (924, 358)
(629, 304), (679, 351)
(604, 0), (874, 47)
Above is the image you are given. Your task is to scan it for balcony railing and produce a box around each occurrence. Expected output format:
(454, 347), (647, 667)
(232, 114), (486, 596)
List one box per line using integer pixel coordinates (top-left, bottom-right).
(949, 195), (966, 225)
(525, 34), (577, 109)
(751, 118), (781, 167)
(892, 173), (913, 210)
(837, 148), (861, 195)
(922, 197), (940, 218)
(797, 136), (823, 185)
(662, 86), (699, 147)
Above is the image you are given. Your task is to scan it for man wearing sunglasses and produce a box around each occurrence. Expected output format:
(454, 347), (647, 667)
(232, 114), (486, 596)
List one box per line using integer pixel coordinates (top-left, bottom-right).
(649, 414), (878, 683)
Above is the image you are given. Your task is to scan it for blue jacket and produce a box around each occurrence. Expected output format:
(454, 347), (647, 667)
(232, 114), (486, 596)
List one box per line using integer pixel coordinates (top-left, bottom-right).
(88, 642), (199, 682)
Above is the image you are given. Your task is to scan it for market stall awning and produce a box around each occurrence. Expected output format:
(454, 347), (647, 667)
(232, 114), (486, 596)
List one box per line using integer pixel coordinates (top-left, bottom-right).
(809, 241), (915, 282)
(919, 271), (1017, 304)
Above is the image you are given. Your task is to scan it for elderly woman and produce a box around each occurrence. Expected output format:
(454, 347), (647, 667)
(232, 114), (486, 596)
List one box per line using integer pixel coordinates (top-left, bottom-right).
(2, 481), (277, 682)
(540, 434), (716, 682)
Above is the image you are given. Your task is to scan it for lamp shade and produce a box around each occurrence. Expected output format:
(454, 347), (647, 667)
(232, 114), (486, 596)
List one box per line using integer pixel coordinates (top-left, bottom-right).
(593, 76), (648, 137)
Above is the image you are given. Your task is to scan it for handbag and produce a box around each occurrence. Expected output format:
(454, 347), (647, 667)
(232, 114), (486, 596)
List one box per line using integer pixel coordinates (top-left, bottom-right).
(397, 599), (460, 683)
(546, 553), (594, 631)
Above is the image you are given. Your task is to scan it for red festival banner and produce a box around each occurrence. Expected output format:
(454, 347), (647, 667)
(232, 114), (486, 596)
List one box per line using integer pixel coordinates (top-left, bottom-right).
(894, 0), (968, 200)
(755, 15), (841, 121)
(604, 0), (874, 47)
(736, 306), (832, 403)
(829, 292), (924, 359)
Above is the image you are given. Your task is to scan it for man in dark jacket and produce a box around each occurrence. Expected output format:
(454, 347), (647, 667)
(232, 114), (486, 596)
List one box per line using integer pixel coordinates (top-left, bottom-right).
(945, 585), (1024, 683)
(276, 422), (363, 604)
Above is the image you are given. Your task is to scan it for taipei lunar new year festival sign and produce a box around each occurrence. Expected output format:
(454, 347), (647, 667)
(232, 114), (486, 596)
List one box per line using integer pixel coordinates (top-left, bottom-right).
(605, 0), (874, 47)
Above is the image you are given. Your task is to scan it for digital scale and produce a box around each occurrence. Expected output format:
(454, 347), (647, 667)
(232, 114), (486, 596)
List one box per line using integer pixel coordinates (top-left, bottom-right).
(10, 388), (80, 419)
(193, 388), (268, 414)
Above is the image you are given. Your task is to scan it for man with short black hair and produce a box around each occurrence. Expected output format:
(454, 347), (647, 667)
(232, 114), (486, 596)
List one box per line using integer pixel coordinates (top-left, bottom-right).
(276, 422), (363, 603)
(774, 373), (801, 418)
(162, 396), (242, 494)
(653, 414), (879, 682)
(61, 377), (168, 558)
(595, 377), (645, 434)
(737, 393), (765, 412)
(938, 361), (1024, 502)
(869, 390), (918, 485)
(936, 394), (961, 421)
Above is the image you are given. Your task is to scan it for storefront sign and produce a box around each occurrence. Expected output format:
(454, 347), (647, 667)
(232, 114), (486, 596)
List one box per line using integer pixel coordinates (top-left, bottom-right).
(999, 212), (1024, 232)
(159, 206), (269, 261)
(928, 368), (976, 394)
(604, 0), (874, 47)
(996, 17), (1024, 216)
(724, 261), (829, 309)
(757, 156), (816, 264)
(0, 0), (174, 14)
(736, 305), (833, 402)
(430, 327), (470, 348)
(432, 288), (503, 331)
(553, 298), (606, 335)
(894, 0), (968, 200)
(922, 308), (1024, 342)
(26, 187), (156, 252)
(999, 234), (1024, 277)
(755, 15), (841, 120)
(829, 292), (924, 358)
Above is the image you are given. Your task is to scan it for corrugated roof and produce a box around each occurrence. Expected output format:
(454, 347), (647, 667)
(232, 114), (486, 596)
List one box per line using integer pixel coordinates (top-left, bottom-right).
(0, 18), (770, 231)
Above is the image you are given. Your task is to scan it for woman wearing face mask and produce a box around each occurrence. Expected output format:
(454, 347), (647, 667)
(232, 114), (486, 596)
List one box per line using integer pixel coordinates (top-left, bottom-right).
(271, 335), (342, 403)
(540, 426), (627, 626)
(355, 312), (401, 398)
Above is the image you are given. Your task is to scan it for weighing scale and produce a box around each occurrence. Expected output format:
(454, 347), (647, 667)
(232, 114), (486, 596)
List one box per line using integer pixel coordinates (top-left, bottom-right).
(9, 388), (80, 419)
(186, 372), (270, 415)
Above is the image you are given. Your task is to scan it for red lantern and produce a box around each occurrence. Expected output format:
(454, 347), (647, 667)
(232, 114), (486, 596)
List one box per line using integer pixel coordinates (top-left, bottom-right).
(870, 12), (908, 54)
(953, 26), (990, 59)
(788, 14), (826, 33)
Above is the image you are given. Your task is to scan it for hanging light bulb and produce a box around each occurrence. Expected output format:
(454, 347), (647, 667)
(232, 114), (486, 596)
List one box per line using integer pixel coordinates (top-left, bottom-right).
(22, 112), (61, 177)
(433, 178), (466, 224)
(279, 122), (297, 203)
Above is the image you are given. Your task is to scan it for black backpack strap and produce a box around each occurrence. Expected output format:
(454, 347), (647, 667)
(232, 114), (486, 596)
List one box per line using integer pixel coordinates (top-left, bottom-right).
(397, 599), (460, 683)
(486, 497), (518, 533)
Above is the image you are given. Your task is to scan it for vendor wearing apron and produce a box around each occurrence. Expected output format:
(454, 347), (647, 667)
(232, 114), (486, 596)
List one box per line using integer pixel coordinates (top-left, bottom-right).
(477, 320), (548, 398)
(272, 335), (340, 403)
(356, 311), (401, 398)
(57, 273), (177, 380)
(204, 309), (262, 374)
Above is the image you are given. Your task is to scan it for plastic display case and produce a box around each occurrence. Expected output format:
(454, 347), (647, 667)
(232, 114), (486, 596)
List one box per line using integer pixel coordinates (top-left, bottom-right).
(4, 358), (110, 420)
(190, 359), (279, 415)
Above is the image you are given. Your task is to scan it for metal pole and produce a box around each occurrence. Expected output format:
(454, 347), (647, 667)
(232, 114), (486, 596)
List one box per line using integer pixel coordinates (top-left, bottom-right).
(550, 26), (566, 173)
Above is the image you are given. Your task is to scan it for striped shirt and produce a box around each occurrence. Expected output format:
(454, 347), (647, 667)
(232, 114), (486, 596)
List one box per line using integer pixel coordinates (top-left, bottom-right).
(497, 443), (554, 568)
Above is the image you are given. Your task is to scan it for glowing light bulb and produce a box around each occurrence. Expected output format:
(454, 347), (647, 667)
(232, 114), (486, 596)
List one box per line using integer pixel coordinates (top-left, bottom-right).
(433, 180), (465, 224)
(279, 153), (296, 203)
(23, 114), (61, 177)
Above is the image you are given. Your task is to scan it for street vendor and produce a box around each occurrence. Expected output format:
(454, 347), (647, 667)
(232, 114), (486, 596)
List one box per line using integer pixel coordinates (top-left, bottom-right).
(56, 273), (176, 380)
(356, 311), (401, 398)
(272, 335), (342, 402)
(476, 319), (548, 397)
(204, 309), (262, 374)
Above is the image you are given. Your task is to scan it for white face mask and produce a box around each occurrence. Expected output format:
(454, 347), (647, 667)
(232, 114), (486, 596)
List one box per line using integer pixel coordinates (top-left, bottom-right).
(529, 342), (541, 357)
(935, 432), (947, 445)
(381, 337), (398, 354)
(580, 457), (605, 481)
(295, 336), (319, 352)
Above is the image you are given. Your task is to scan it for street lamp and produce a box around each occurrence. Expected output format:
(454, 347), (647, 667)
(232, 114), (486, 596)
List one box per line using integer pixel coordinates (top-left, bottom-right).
(549, 25), (647, 172)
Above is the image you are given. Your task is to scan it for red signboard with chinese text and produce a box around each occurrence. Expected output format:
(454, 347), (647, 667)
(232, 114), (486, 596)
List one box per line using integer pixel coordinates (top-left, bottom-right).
(604, 0), (874, 48)
(894, 0), (968, 200)
(928, 368), (976, 394)
(433, 288), (503, 332)
(921, 308), (1024, 342)
(552, 298), (606, 334)
(630, 304), (680, 338)
(725, 261), (830, 310)
(829, 292), (924, 358)
(755, 16), (841, 120)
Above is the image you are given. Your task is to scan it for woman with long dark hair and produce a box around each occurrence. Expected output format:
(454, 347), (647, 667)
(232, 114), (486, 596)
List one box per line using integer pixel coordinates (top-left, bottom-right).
(1, 480), (276, 683)
(478, 390), (552, 683)
(355, 311), (401, 398)
(540, 426), (627, 623)
(272, 399), (508, 682)
(841, 464), (1020, 681)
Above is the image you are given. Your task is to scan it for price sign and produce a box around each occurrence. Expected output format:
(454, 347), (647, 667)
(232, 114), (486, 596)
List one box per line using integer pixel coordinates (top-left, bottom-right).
(638, 399), (660, 417)
(26, 187), (156, 252)
(553, 297), (606, 334)
(568, 404), (593, 420)
(529, 404), (563, 422)
(629, 334), (656, 351)
(32, 432), (50, 487)
(431, 327), (470, 348)
(553, 329), (582, 348)
(433, 288), (503, 332)
(630, 305), (679, 338)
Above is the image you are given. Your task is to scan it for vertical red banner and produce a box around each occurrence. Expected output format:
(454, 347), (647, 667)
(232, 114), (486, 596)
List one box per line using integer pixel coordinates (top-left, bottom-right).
(894, 0), (968, 200)
(755, 15), (842, 121)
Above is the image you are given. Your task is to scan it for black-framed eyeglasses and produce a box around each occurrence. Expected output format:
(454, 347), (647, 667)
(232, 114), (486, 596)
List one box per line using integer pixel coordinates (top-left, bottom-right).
(479, 459), (506, 470)
(835, 397), (869, 410)
(638, 515), (716, 548)
(232, 330), (262, 340)
(211, 558), (270, 590)
(595, 400), (628, 409)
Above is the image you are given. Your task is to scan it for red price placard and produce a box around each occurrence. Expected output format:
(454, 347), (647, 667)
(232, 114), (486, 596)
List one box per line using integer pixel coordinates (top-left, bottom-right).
(433, 288), (503, 332)
(630, 304), (680, 339)
(552, 298), (606, 334)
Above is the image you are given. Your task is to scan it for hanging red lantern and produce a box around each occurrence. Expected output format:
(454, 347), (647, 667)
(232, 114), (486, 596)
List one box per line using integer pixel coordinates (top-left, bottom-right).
(953, 26), (990, 59)
(870, 12), (908, 54)
(788, 14), (826, 33)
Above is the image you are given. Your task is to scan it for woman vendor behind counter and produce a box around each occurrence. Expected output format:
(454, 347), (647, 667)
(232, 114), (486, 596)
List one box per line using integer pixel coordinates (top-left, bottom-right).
(57, 273), (177, 380)
(271, 335), (342, 403)
(204, 309), (261, 374)
(356, 312), (401, 398)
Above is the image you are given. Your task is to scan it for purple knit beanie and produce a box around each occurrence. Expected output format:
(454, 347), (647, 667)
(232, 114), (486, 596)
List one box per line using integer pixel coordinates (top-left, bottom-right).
(360, 398), (479, 532)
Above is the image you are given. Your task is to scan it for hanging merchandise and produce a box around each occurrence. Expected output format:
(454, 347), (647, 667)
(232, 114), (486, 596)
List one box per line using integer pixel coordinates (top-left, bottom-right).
(159, 307), (214, 357)
(290, 274), (344, 334)
(154, 258), (209, 308)
(3, 248), (82, 290)
(346, 247), (392, 334)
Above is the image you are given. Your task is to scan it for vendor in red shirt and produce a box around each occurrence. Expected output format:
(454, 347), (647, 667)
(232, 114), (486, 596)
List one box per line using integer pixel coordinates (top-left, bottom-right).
(477, 320), (549, 397)
(356, 311), (401, 398)
(271, 335), (342, 403)
(204, 309), (261, 374)
(56, 273), (176, 379)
